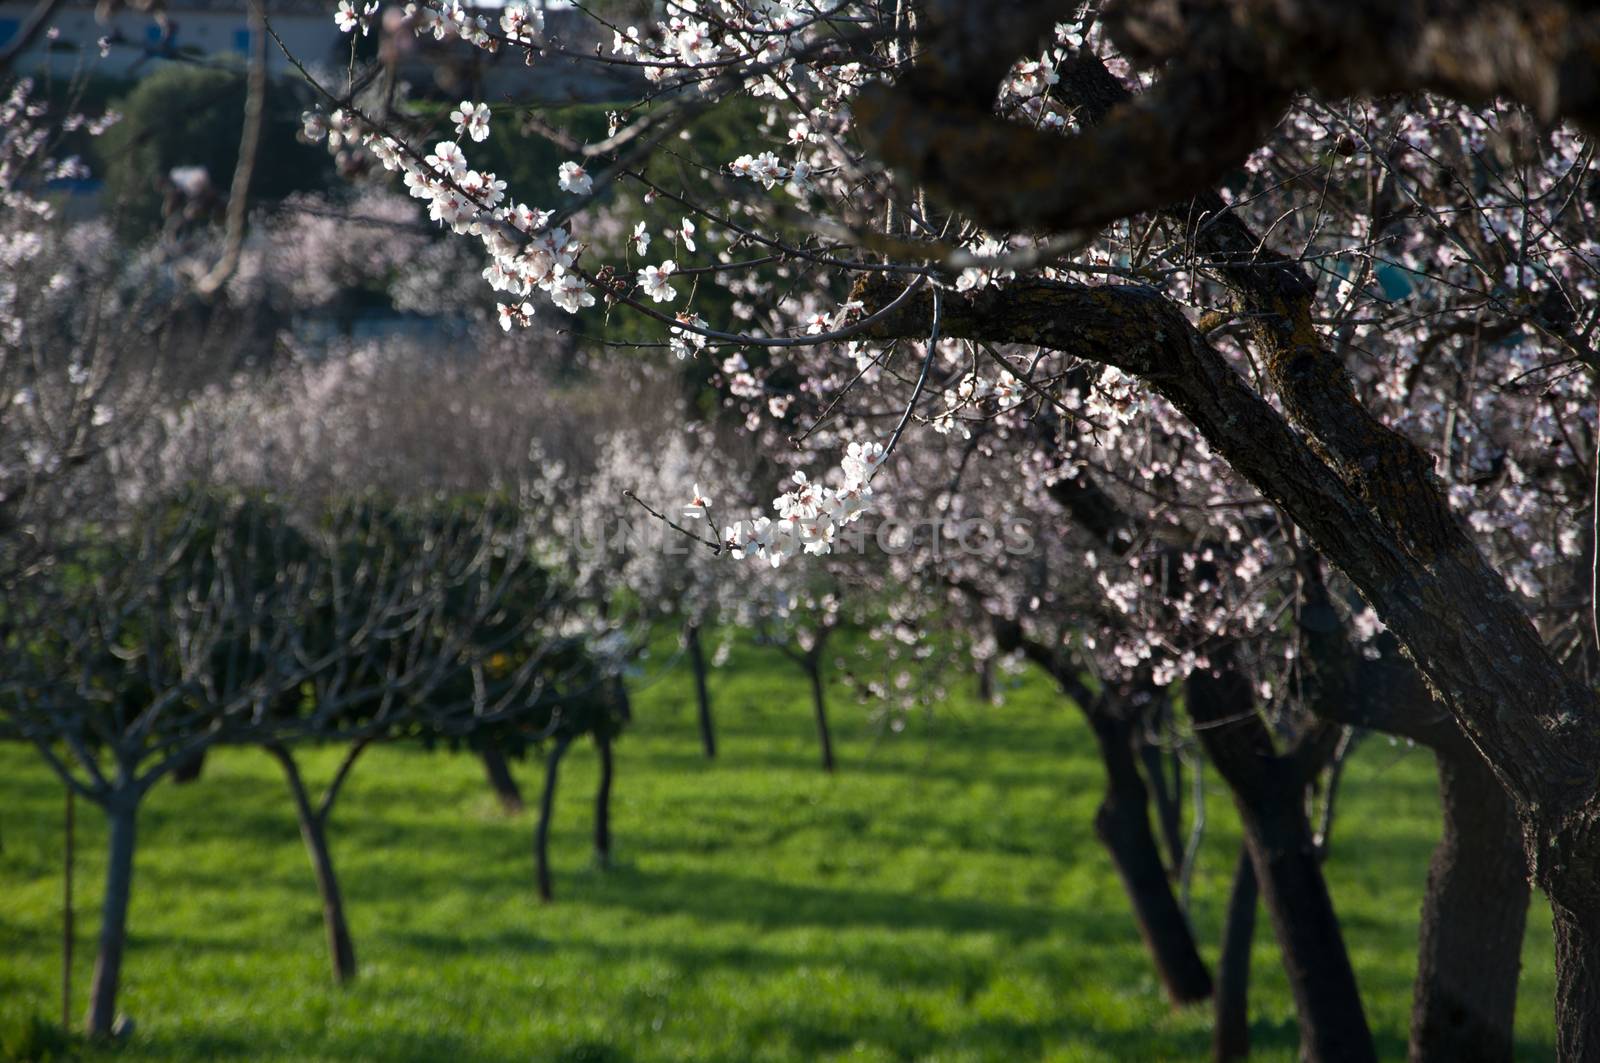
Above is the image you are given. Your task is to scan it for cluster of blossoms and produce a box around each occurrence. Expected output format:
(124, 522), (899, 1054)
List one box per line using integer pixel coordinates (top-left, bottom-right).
(308, 0), (868, 345)
(334, 0), (379, 35)
(929, 369), (1025, 437)
(1, 80), (119, 346)
(299, 0), (1596, 695)
(727, 151), (813, 196)
(302, 105), (610, 323)
(715, 441), (887, 567)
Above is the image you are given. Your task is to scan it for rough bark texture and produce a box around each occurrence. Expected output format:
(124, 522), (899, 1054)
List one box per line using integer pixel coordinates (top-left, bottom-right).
(535, 735), (573, 902)
(1553, 907), (1600, 1062)
(594, 732), (614, 867)
(269, 746), (357, 984)
(1409, 754), (1530, 1063)
(85, 795), (136, 1038)
(1186, 661), (1375, 1063)
(1213, 844), (1258, 1063)
(860, 1), (1600, 244)
(686, 624), (717, 759)
(481, 746), (525, 815)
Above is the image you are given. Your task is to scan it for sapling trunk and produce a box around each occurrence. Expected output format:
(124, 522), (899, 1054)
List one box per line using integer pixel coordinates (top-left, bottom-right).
(1139, 735), (1185, 874)
(268, 744), (358, 984)
(62, 788), (74, 1032)
(808, 663), (835, 773)
(85, 794), (136, 1038)
(594, 732), (614, 867)
(535, 734), (574, 902)
(686, 624), (716, 759)
(1213, 844), (1258, 1062)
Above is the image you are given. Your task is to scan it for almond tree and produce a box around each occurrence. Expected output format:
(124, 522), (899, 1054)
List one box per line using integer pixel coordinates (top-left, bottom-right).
(284, 2), (1600, 1055)
(0, 491), (381, 1036)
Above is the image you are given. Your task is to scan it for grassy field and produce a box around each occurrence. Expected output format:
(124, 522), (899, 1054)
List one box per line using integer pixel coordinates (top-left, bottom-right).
(0, 637), (1557, 1061)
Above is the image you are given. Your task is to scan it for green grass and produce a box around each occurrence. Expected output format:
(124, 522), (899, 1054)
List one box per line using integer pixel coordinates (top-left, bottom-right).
(0, 639), (1557, 1061)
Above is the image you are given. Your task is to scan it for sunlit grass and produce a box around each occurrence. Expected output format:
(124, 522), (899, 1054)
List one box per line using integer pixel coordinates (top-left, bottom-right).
(0, 636), (1556, 1061)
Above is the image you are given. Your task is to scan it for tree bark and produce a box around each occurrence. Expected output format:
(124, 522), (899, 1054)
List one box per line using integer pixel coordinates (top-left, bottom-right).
(1553, 905), (1600, 1062)
(268, 745), (357, 984)
(1187, 663), (1376, 1063)
(535, 734), (573, 902)
(686, 623), (716, 759)
(1409, 753), (1530, 1063)
(85, 794), (137, 1038)
(594, 732), (614, 867)
(481, 746), (525, 814)
(1089, 706), (1214, 1006)
(1213, 844), (1258, 1063)
(808, 663), (835, 774)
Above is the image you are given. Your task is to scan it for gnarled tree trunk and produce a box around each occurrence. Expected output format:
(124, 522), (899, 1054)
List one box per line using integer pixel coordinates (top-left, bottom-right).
(989, 622), (1215, 1011)
(1088, 703), (1213, 1006)
(1187, 662), (1375, 1063)
(1409, 752), (1530, 1062)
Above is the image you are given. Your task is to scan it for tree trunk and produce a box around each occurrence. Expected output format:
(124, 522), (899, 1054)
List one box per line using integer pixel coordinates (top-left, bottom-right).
(686, 624), (716, 759)
(535, 734), (573, 902)
(1213, 844), (1258, 1063)
(481, 746), (525, 814)
(85, 794), (136, 1038)
(977, 657), (996, 704)
(1187, 663), (1376, 1063)
(170, 750), (205, 785)
(808, 663), (835, 773)
(268, 745), (357, 984)
(1139, 733), (1185, 874)
(1088, 707), (1214, 1006)
(63, 787), (75, 1032)
(1409, 753), (1529, 1063)
(1553, 902), (1600, 1061)
(594, 732), (614, 867)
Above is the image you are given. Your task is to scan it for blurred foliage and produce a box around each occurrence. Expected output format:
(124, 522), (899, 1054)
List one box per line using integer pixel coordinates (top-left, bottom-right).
(97, 64), (331, 240)
(0, 1010), (74, 1063)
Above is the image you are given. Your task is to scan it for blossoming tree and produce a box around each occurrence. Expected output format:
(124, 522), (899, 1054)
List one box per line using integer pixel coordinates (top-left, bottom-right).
(277, 1), (1600, 1057)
